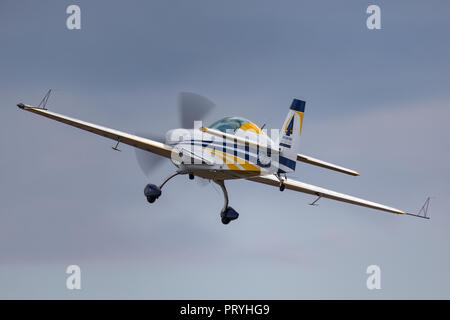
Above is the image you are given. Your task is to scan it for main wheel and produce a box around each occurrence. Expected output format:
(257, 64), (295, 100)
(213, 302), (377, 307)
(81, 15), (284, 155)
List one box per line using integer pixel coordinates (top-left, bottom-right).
(220, 207), (239, 224)
(144, 184), (162, 204)
(279, 183), (286, 192)
(221, 217), (230, 224)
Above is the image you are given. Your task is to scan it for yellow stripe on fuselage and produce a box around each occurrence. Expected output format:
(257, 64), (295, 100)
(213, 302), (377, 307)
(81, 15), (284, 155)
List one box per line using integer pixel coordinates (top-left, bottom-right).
(208, 149), (241, 172)
(204, 147), (261, 174)
(213, 149), (261, 173)
(239, 122), (264, 135)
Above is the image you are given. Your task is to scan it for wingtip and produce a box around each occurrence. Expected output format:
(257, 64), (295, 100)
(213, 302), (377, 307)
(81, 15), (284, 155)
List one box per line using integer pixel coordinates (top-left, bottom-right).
(345, 169), (360, 176)
(17, 103), (36, 110)
(404, 197), (431, 219)
(405, 212), (430, 219)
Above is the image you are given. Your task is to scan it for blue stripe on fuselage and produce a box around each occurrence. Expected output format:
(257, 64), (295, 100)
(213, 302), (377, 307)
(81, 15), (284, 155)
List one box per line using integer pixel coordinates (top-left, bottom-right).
(183, 139), (283, 170)
(278, 155), (296, 170)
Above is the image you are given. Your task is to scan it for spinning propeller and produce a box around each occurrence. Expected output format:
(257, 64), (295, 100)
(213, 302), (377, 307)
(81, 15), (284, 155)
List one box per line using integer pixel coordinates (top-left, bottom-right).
(134, 92), (215, 180)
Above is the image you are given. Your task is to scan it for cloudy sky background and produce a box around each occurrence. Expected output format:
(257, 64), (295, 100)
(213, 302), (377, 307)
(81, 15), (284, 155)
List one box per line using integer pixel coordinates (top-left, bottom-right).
(1, 0), (449, 298)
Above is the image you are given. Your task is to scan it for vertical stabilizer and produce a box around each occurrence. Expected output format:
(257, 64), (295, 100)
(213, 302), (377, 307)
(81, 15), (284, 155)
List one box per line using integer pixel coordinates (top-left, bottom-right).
(278, 99), (305, 173)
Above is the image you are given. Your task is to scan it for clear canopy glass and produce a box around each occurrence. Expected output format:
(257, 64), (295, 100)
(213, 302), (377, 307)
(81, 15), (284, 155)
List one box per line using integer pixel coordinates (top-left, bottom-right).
(209, 117), (251, 133)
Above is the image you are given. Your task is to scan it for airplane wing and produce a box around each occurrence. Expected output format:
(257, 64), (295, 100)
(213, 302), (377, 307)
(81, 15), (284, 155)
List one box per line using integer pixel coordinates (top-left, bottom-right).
(296, 154), (360, 176)
(17, 103), (174, 159)
(247, 174), (427, 218)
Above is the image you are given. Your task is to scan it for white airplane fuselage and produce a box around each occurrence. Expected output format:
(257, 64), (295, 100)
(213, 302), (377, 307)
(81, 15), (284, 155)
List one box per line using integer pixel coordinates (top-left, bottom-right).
(164, 127), (279, 181)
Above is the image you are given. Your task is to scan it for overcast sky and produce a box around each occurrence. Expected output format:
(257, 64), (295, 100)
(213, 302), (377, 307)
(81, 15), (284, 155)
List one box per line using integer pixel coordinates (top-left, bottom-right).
(1, 0), (450, 299)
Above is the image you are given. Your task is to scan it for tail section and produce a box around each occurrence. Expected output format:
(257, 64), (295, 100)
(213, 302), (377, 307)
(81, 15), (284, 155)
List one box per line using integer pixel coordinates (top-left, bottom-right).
(278, 99), (305, 173)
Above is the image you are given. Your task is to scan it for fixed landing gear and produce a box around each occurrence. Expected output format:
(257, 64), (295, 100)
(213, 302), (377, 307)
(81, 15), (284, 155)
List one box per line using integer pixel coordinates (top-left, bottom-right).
(215, 180), (239, 225)
(144, 184), (161, 203)
(144, 174), (240, 226)
(276, 173), (286, 192)
(221, 207), (239, 224)
(144, 171), (181, 204)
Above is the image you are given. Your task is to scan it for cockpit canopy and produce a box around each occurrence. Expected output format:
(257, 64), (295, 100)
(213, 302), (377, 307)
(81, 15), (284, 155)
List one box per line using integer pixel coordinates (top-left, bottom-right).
(209, 117), (257, 134)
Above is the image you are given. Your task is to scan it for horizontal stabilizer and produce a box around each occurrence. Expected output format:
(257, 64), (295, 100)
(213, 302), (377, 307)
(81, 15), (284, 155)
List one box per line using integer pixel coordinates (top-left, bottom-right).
(296, 154), (360, 176)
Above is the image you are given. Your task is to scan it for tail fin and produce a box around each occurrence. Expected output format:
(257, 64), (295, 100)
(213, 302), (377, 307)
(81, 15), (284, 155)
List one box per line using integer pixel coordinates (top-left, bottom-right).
(278, 99), (305, 173)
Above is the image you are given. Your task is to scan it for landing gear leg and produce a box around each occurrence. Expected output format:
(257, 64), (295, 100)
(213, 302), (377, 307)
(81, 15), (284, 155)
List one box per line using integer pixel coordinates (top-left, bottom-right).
(215, 180), (239, 225)
(159, 172), (181, 189)
(144, 172), (182, 203)
(276, 173), (287, 192)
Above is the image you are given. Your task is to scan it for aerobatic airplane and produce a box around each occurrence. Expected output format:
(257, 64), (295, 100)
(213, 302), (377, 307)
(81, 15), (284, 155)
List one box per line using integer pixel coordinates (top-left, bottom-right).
(17, 91), (430, 224)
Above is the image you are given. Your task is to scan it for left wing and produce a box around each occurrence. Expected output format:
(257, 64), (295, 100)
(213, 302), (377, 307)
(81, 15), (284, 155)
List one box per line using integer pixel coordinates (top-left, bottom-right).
(248, 174), (419, 216)
(17, 103), (174, 158)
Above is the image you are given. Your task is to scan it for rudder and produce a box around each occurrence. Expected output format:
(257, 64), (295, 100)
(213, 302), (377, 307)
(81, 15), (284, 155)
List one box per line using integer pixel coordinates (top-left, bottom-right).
(278, 99), (305, 173)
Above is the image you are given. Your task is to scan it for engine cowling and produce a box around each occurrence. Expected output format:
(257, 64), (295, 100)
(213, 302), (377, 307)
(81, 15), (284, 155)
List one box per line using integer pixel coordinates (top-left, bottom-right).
(165, 128), (191, 145)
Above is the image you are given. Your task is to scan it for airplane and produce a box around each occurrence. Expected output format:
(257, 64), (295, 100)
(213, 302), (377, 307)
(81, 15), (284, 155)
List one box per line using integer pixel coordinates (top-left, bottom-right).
(16, 91), (430, 224)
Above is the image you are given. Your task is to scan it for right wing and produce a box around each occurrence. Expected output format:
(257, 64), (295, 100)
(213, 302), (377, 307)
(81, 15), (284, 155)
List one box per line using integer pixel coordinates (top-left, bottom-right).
(248, 174), (407, 215)
(17, 103), (174, 159)
(296, 154), (360, 176)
